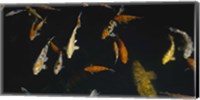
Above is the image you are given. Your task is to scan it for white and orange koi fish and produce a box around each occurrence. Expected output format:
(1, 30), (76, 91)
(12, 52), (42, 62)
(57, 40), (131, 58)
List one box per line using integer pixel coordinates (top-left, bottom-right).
(33, 36), (54, 75)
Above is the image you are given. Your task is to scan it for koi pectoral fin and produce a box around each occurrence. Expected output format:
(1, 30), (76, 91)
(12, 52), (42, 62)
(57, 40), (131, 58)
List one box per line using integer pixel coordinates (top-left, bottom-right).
(75, 46), (79, 50)
(42, 64), (47, 70)
(74, 39), (78, 43)
(171, 57), (176, 61)
(109, 32), (116, 38)
(44, 57), (48, 62)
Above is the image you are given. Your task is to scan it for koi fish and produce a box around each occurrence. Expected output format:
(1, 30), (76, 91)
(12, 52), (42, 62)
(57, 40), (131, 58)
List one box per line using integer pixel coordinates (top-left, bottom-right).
(159, 92), (194, 98)
(33, 36), (54, 75)
(29, 17), (47, 41)
(99, 3), (113, 9)
(66, 12), (82, 59)
(116, 5), (124, 16)
(186, 58), (195, 71)
(21, 87), (30, 95)
(114, 15), (141, 24)
(132, 60), (157, 97)
(113, 41), (119, 64)
(29, 18), (38, 41)
(36, 5), (60, 11)
(117, 36), (128, 64)
(50, 42), (60, 53)
(5, 9), (24, 16)
(169, 27), (193, 59)
(25, 6), (43, 20)
(162, 34), (176, 65)
(101, 5), (124, 40)
(35, 17), (47, 31)
(101, 20), (117, 39)
(54, 51), (64, 75)
(84, 65), (115, 73)
(82, 3), (113, 9)
(89, 89), (100, 97)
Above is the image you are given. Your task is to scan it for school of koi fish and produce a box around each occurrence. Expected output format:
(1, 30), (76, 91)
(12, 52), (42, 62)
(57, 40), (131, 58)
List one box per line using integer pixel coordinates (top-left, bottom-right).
(3, 3), (196, 98)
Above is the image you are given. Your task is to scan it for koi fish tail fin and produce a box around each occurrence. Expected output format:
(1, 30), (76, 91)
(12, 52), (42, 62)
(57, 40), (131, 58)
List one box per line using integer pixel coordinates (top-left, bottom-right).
(169, 27), (176, 32)
(159, 91), (169, 95)
(47, 36), (55, 45)
(21, 87), (30, 95)
(109, 68), (115, 72)
(43, 16), (48, 24)
(77, 11), (82, 27)
(117, 5), (124, 15)
(78, 11), (83, 18)
(184, 68), (190, 71)
(114, 59), (118, 64)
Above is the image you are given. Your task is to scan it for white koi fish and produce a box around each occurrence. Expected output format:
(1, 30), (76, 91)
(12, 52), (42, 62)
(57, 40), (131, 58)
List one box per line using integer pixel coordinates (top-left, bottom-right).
(89, 89), (100, 97)
(66, 12), (82, 59)
(169, 27), (193, 59)
(54, 51), (64, 75)
(33, 36), (55, 75)
(5, 9), (24, 16)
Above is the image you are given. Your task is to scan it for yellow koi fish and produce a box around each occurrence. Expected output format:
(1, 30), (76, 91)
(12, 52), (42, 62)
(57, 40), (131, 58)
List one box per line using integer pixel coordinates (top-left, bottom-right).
(33, 36), (55, 75)
(66, 12), (82, 59)
(25, 6), (43, 20)
(162, 34), (176, 65)
(36, 5), (60, 11)
(54, 51), (64, 75)
(132, 60), (157, 97)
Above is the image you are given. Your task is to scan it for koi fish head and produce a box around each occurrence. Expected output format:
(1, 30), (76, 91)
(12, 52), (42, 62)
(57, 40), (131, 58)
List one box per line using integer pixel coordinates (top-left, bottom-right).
(54, 65), (62, 75)
(33, 65), (42, 75)
(84, 67), (90, 72)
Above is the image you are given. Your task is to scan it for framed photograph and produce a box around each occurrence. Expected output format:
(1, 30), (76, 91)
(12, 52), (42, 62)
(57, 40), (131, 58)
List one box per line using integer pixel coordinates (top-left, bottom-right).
(0, 2), (199, 98)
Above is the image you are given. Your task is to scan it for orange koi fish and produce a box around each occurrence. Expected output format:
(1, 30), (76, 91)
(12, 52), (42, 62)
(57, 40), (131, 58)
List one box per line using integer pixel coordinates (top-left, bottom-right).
(117, 37), (128, 64)
(84, 65), (115, 73)
(114, 15), (141, 24)
(113, 41), (119, 64)
(33, 36), (55, 75)
(186, 58), (195, 71)
(35, 17), (47, 31)
(29, 18), (38, 41)
(29, 17), (47, 41)
(50, 42), (60, 53)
